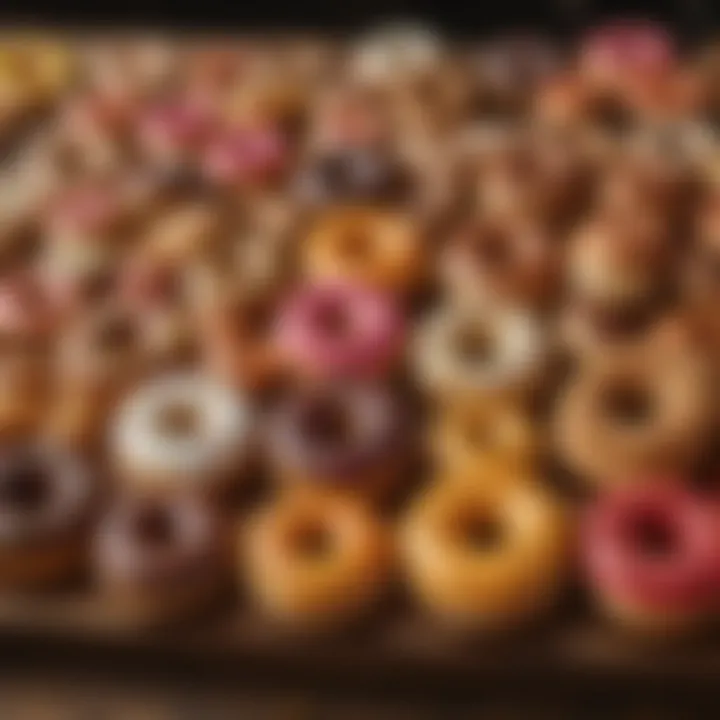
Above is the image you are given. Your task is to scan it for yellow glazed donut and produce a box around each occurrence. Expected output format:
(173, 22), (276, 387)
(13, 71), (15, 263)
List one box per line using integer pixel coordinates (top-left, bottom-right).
(244, 490), (393, 631)
(413, 303), (548, 408)
(554, 339), (714, 488)
(431, 399), (539, 479)
(400, 477), (571, 631)
(303, 207), (426, 294)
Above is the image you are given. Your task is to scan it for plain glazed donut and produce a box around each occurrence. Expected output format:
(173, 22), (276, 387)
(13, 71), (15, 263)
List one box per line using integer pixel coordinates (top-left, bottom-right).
(431, 399), (539, 479)
(400, 477), (571, 631)
(0, 442), (94, 589)
(244, 490), (393, 630)
(413, 303), (548, 407)
(275, 282), (405, 380)
(110, 372), (253, 498)
(554, 341), (713, 488)
(94, 492), (230, 625)
(583, 483), (717, 634)
(266, 382), (409, 499)
(303, 207), (426, 294)
(441, 215), (560, 309)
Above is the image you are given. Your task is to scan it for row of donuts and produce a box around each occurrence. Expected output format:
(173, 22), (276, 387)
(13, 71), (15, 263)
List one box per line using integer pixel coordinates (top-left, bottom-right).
(1, 420), (717, 635)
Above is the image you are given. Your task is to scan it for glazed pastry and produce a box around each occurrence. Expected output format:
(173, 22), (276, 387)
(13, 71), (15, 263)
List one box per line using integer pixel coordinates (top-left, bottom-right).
(413, 303), (548, 407)
(0, 442), (94, 589)
(431, 399), (539, 479)
(583, 483), (717, 634)
(94, 492), (230, 625)
(245, 490), (393, 630)
(401, 476), (571, 630)
(441, 215), (560, 309)
(303, 207), (425, 293)
(110, 372), (253, 499)
(554, 340), (713, 488)
(265, 382), (409, 499)
(275, 282), (405, 380)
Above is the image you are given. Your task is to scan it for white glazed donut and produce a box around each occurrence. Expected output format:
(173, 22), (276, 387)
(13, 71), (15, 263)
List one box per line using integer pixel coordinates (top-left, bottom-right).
(110, 372), (253, 494)
(413, 303), (548, 405)
(351, 22), (443, 85)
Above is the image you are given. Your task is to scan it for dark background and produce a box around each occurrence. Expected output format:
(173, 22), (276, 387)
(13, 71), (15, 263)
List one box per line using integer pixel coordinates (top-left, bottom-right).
(0, 0), (716, 38)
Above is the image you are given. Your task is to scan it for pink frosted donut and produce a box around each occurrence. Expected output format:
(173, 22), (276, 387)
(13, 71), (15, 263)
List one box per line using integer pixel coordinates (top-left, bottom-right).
(583, 482), (717, 632)
(0, 274), (55, 342)
(201, 125), (288, 188)
(275, 282), (405, 379)
(580, 21), (675, 90)
(137, 100), (214, 163)
(45, 184), (124, 242)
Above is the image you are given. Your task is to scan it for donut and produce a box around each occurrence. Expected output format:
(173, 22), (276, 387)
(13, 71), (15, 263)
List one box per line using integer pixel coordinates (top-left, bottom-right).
(400, 477), (571, 630)
(413, 303), (547, 407)
(94, 493), (230, 625)
(294, 147), (412, 208)
(582, 483), (717, 633)
(431, 400), (539, 479)
(471, 34), (561, 116)
(350, 22), (444, 87)
(554, 342), (713, 487)
(275, 282), (404, 380)
(533, 73), (595, 129)
(136, 100), (215, 167)
(565, 214), (671, 310)
(199, 286), (282, 391)
(201, 124), (289, 192)
(440, 216), (560, 309)
(266, 382), (409, 499)
(0, 273), (55, 347)
(43, 182), (127, 247)
(475, 131), (591, 228)
(244, 490), (393, 630)
(0, 443), (94, 589)
(303, 207), (425, 293)
(578, 21), (676, 96)
(110, 372), (253, 499)
(0, 349), (49, 442)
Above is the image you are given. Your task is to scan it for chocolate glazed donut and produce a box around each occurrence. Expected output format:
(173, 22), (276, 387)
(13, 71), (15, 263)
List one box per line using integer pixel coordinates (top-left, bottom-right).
(267, 382), (410, 500)
(0, 443), (95, 589)
(94, 493), (231, 625)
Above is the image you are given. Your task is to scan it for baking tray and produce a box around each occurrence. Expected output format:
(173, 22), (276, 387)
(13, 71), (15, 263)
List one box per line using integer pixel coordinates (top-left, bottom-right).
(0, 14), (716, 706)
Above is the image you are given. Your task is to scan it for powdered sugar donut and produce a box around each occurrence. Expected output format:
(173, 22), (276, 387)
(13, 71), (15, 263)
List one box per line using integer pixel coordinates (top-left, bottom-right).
(110, 372), (253, 498)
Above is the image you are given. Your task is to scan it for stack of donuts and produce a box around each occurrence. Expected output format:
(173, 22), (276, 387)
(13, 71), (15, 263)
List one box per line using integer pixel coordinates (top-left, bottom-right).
(0, 21), (717, 640)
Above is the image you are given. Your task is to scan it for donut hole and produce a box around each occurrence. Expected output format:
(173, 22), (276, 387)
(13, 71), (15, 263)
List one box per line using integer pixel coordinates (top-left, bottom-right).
(0, 463), (50, 513)
(471, 229), (513, 269)
(287, 518), (334, 559)
(132, 504), (177, 547)
(452, 507), (505, 552)
(96, 315), (137, 351)
(299, 398), (351, 447)
(601, 380), (654, 426)
(232, 297), (274, 339)
(454, 326), (494, 366)
(312, 300), (352, 338)
(629, 513), (678, 558)
(339, 230), (372, 261)
(155, 401), (201, 439)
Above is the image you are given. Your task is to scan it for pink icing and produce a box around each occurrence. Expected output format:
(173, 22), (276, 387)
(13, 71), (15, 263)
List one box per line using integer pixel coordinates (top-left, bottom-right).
(582, 21), (675, 79)
(0, 275), (54, 337)
(138, 101), (214, 152)
(202, 126), (288, 186)
(583, 482), (717, 614)
(275, 282), (405, 379)
(48, 185), (121, 237)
